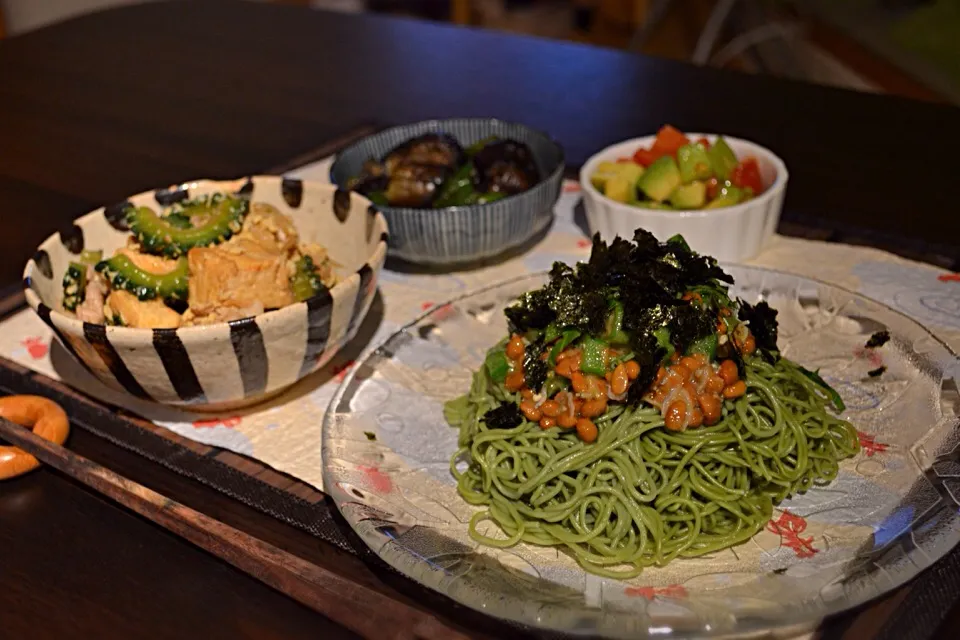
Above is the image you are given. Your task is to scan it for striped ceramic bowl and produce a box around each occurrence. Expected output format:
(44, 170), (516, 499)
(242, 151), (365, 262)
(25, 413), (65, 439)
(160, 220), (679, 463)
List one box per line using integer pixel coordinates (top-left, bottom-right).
(23, 177), (387, 411)
(330, 118), (564, 264)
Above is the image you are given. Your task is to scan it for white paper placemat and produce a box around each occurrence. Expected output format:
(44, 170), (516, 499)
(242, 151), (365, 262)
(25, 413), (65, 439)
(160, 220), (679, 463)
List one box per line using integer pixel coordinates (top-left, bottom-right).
(3, 156), (958, 495)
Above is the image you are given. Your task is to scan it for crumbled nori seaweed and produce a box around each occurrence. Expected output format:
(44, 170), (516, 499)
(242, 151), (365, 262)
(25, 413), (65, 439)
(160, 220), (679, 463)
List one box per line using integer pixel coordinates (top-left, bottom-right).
(865, 331), (890, 349)
(738, 299), (780, 363)
(504, 231), (736, 399)
(522, 335), (549, 392)
(482, 401), (524, 429)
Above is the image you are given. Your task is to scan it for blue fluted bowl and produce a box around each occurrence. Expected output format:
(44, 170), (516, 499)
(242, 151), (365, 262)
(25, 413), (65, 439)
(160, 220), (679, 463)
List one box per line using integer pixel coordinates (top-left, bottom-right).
(330, 118), (564, 265)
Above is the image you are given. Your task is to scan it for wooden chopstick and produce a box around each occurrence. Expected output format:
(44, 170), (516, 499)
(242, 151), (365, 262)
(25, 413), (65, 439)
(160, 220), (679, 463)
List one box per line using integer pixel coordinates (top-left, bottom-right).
(0, 417), (470, 640)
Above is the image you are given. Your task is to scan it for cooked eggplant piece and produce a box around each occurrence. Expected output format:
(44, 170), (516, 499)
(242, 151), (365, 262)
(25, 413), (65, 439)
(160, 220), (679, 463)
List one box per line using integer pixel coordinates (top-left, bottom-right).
(385, 163), (450, 208)
(348, 159), (389, 196)
(383, 133), (464, 175)
(472, 139), (541, 195)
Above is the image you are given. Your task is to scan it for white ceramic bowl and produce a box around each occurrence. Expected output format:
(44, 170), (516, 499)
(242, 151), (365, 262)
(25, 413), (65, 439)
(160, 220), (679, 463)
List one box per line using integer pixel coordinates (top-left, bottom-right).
(579, 134), (787, 262)
(23, 176), (388, 411)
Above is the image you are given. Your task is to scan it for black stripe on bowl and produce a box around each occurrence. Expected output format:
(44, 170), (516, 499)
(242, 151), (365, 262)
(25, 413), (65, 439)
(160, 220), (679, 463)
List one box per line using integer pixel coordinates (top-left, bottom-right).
(155, 186), (189, 207)
(104, 200), (132, 231)
(82, 322), (154, 400)
(153, 328), (206, 403)
(298, 289), (334, 379)
(59, 223), (85, 254)
(37, 304), (96, 377)
(281, 178), (303, 209)
(347, 264), (375, 336)
(229, 317), (268, 397)
(236, 177), (255, 198)
(333, 188), (351, 222)
(365, 205), (378, 242)
(22, 277), (32, 292)
(32, 250), (53, 279)
(380, 232), (389, 244)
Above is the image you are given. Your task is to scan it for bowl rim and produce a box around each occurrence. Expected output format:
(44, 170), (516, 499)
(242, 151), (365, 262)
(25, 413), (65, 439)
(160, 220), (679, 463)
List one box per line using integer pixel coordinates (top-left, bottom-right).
(328, 117), (566, 215)
(578, 132), (789, 219)
(22, 175), (388, 338)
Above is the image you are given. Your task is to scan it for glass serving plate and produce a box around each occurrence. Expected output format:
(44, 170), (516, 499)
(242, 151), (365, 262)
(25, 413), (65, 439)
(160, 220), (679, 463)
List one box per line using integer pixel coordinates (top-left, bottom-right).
(322, 267), (960, 639)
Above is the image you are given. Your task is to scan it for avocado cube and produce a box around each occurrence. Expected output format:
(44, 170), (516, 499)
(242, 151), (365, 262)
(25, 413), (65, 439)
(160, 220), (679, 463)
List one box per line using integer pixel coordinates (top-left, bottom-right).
(590, 161), (621, 191)
(602, 163), (645, 203)
(677, 143), (712, 184)
(704, 184), (743, 209)
(636, 156), (682, 203)
(669, 180), (707, 209)
(707, 137), (738, 180)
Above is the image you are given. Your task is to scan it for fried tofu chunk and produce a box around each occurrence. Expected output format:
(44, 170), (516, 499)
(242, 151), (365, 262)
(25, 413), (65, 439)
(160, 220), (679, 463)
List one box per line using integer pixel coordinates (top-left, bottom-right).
(187, 237), (294, 318)
(240, 203), (299, 255)
(105, 290), (182, 329)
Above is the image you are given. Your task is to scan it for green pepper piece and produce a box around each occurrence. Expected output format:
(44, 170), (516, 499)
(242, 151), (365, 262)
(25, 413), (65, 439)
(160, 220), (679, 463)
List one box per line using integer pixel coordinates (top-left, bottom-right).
(653, 327), (675, 360)
(543, 374), (570, 399)
(475, 192), (507, 204)
(548, 329), (581, 365)
(666, 234), (691, 252)
(580, 337), (609, 376)
(79, 250), (103, 266)
(433, 163), (475, 208)
(485, 349), (510, 383)
(543, 324), (560, 344)
(62, 262), (88, 312)
(687, 333), (718, 360)
(461, 191), (507, 206)
(603, 300), (629, 345)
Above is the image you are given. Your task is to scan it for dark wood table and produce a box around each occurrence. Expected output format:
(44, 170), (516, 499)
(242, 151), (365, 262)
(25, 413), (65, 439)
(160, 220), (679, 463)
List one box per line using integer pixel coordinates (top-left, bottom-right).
(1, 2), (959, 638)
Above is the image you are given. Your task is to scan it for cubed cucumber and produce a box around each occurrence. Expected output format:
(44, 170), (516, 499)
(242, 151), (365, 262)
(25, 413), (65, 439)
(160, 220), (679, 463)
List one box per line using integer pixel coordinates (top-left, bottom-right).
(704, 184), (743, 209)
(668, 181), (707, 209)
(636, 156), (681, 202)
(677, 143), (712, 183)
(707, 137), (738, 180)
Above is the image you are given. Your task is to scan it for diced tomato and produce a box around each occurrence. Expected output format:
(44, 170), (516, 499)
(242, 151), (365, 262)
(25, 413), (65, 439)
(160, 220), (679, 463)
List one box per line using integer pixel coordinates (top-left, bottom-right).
(697, 137), (711, 149)
(730, 157), (763, 194)
(650, 125), (690, 158)
(632, 147), (659, 167)
(705, 177), (720, 201)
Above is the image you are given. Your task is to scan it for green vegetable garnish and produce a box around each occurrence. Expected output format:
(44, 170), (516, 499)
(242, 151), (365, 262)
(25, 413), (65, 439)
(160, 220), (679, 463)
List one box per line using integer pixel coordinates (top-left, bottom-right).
(79, 250), (102, 265)
(289, 255), (325, 302)
(484, 349), (510, 383)
(603, 300), (629, 345)
(580, 336), (609, 376)
(687, 333), (718, 360)
(547, 329), (581, 365)
(433, 163), (475, 207)
(798, 367), (846, 412)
